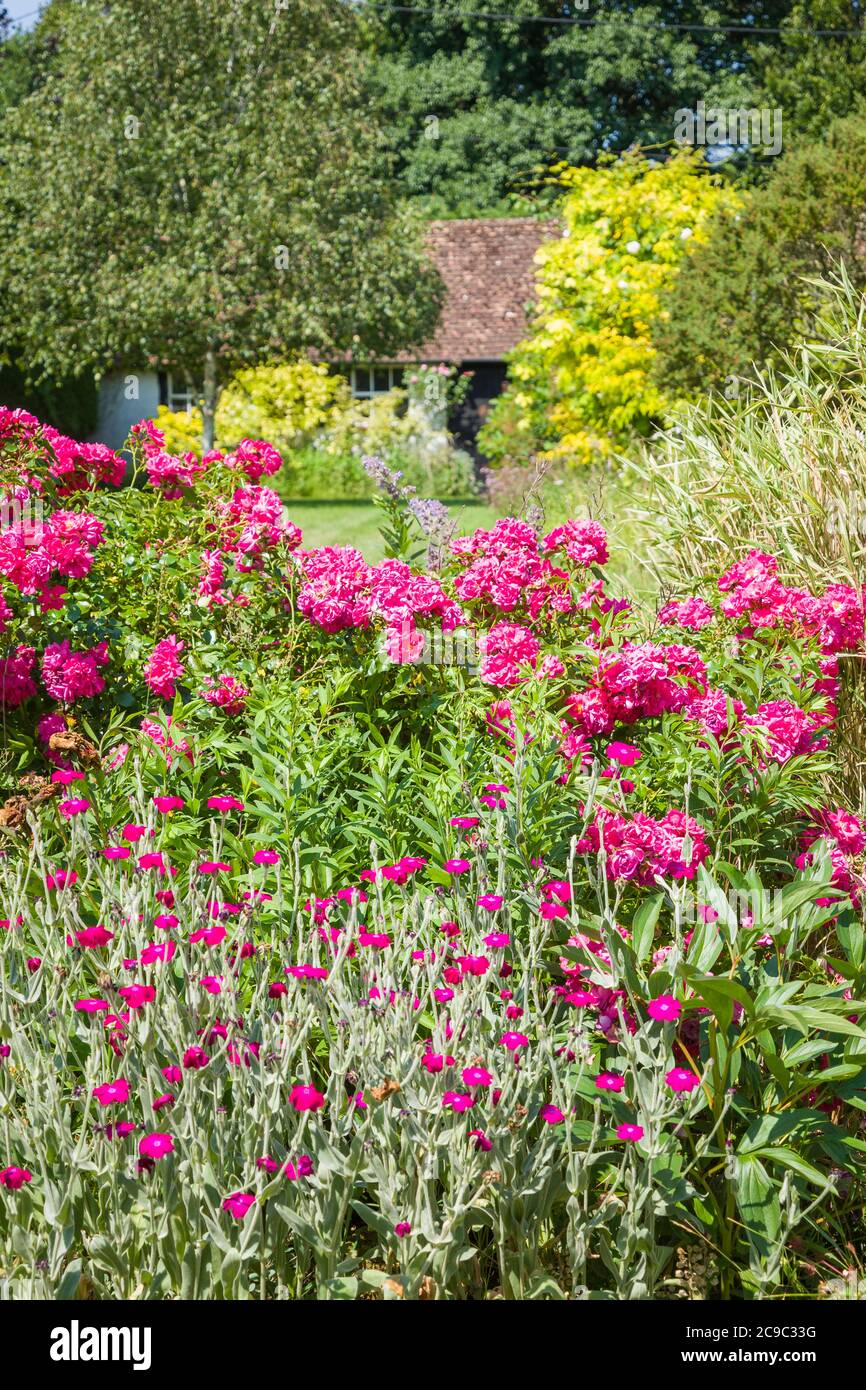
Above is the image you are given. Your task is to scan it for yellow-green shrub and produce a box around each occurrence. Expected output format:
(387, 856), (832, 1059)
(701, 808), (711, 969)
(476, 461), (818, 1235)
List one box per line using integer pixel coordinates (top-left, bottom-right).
(152, 360), (351, 457)
(479, 149), (739, 467)
(217, 360), (351, 448)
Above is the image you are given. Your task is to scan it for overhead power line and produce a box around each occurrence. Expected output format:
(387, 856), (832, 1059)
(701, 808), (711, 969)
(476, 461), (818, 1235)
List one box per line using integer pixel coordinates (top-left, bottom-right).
(364, 2), (866, 39)
(4, 1), (865, 42)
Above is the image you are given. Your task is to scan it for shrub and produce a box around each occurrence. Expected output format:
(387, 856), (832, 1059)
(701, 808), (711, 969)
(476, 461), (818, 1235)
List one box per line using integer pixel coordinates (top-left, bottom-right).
(479, 149), (736, 468)
(652, 116), (866, 397)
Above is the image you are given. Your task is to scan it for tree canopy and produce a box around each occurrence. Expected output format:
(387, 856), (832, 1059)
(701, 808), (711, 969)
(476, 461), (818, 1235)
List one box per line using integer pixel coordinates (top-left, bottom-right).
(368, 0), (793, 215)
(758, 0), (866, 142)
(0, 0), (442, 443)
(652, 115), (866, 398)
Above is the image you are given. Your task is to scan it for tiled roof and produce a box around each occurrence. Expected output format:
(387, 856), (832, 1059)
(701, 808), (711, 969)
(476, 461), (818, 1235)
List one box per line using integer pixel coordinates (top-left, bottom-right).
(400, 218), (558, 363)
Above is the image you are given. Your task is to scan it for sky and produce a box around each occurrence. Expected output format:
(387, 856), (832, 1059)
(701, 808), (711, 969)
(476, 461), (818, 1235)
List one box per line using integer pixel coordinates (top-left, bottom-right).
(5, 0), (41, 30)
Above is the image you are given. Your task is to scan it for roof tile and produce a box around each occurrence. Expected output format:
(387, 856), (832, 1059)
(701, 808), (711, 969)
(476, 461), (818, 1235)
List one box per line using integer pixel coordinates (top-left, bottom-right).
(400, 218), (558, 362)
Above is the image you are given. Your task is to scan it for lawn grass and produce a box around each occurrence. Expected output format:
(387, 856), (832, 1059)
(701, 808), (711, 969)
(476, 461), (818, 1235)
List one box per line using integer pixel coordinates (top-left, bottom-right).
(283, 474), (659, 603)
(284, 497), (500, 562)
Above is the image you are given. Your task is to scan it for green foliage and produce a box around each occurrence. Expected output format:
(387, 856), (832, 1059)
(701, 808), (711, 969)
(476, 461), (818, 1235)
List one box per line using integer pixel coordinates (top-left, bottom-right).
(479, 150), (735, 466)
(759, 1), (866, 144)
(652, 116), (866, 396)
(0, 0), (442, 432)
(216, 362), (351, 451)
(0, 357), (97, 438)
(153, 361), (352, 457)
(369, 0), (792, 215)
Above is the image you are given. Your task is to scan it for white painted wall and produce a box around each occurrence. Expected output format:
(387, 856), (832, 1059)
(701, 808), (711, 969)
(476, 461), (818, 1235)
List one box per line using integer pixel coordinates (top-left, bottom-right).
(91, 371), (161, 450)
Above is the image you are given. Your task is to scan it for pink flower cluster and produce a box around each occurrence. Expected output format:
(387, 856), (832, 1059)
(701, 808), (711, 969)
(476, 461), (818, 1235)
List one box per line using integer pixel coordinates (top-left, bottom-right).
(224, 439), (283, 482)
(1, 411), (124, 494)
(144, 637), (185, 701)
(42, 640), (109, 704)
(0, 506), (104, 611)
(214, 485), (301, 565)
(658, 596), (714, 630)
(743, 698), (830, 764)
(479, 622), (541, 686)
(200, 674), (249, 716)
(42, 429), (125, 494)
(716, 550), (864, 655)
(450, 517), (609, 621)
(298, 547), (462, 637)
(541, 518), (609, 568)
(576, 806), (710, 883)
(132, 420), (211, 498)
(0, 645), (37, 708)
(565, 641), (708, 738)
(799, 807), (866, 904)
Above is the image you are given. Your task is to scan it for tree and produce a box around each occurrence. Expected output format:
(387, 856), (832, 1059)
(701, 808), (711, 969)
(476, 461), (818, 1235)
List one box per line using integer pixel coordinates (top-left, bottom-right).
(478, 149), (736, 466)
(652, 115), (866, 398)
(0, 0), (442, 447)
(759, 0), (866, 142)
(0, 1), (100, 435)
(368, 0), (793, 215)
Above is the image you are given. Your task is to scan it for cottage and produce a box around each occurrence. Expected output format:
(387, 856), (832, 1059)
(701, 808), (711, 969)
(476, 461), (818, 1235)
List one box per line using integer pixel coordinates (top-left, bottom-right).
(92, 218), (555, 453)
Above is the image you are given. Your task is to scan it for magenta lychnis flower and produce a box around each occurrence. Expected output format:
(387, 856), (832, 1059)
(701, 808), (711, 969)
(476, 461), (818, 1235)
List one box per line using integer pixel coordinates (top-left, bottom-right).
(138, 1132), (174, 1160)
(75, 926), (113, 949)
(442, 1091), (475, 1113)
(222, 1191), (256, 1220)
(461, 1066), (492, 1088)
(207, 795), (245, 813)
(595, 1072), (626, 1092)
(647, 995), (682, 1022)
(0, 1166), (32, 1190)
(183, 1046), (209, 1070)
(616, 1123), (644, 1142)
(540, 1104), (565, 1125)
(665, 1067), (701, 1093)
(289, 1084), (325, 1112)
(93, 1078), (130, 1106)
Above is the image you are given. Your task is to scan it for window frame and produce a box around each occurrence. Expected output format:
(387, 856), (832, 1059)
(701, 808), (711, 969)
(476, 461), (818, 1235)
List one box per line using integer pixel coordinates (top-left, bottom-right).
(165, 373), (199, 415)
(349, 364), (405, 399)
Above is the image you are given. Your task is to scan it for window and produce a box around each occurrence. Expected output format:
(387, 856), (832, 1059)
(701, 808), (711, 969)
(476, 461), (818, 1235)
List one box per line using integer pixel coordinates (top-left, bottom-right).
(166, 373), (199, 414)
(349, 365), (404, 399)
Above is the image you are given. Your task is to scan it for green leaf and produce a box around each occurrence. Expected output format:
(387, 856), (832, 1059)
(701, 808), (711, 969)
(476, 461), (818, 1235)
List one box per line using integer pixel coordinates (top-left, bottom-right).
(632, 893), (664, 962)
